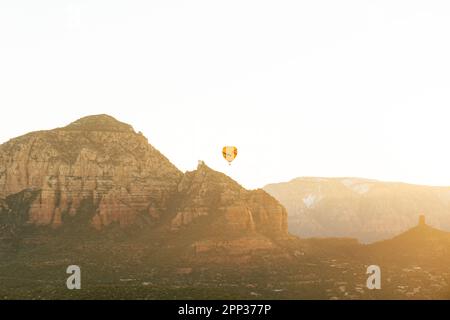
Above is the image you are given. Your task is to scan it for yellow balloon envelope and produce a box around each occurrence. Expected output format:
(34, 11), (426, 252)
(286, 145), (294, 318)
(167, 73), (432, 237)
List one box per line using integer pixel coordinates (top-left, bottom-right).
(222, 146), (238, 165)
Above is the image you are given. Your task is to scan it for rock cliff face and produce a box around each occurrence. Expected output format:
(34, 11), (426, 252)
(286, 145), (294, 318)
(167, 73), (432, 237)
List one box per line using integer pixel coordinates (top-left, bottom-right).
(0, 115), (288, 241)
(172, 162), (288, 238)
(0, 115), (182, 229)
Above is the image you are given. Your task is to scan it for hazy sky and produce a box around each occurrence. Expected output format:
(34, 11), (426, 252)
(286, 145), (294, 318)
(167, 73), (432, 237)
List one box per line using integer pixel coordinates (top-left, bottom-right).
(1, 1), (450, 189)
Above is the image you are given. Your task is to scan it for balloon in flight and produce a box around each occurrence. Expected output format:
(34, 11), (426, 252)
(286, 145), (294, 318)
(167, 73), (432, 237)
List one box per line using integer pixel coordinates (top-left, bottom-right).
(222, 146), (238, 165)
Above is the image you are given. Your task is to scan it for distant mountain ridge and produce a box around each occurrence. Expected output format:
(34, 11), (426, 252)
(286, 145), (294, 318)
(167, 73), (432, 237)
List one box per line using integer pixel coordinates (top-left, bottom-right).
(264, 177), (450, 243)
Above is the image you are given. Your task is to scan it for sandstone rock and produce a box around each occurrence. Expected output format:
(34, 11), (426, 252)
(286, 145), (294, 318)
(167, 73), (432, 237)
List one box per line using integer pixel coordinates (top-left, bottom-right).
(189, 236), (292, 265)
(0, 114), (288, 246)
(171, 162), (288, 238)
(0, 114), (182, 229)
(175, 267), (193, 275)
(192, 237), (277, 255)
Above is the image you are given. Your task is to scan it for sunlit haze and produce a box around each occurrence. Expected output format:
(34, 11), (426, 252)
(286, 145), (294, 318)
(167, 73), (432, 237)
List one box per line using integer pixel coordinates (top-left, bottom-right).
(1, 1), (450, 189)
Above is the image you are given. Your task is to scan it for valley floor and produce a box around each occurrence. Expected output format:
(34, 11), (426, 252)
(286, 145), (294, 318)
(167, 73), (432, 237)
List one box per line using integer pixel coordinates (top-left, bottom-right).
(1, 228), (450, 300)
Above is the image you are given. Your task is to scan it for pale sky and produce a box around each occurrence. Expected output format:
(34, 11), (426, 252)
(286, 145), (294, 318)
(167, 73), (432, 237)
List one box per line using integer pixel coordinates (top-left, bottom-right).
(1, 1), (450, 189)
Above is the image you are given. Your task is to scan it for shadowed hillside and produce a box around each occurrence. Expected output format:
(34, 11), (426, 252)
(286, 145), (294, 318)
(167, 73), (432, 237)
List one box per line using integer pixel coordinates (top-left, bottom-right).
(265, 177), (450, 243)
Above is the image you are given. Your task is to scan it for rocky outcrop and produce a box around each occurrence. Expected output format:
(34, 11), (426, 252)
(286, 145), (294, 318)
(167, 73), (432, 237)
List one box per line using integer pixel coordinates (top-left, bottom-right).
(367, 216), (450, 263)
(0, 114), (183, 229)
(189, 236), (283, 264)
(0, 115), (288, 242)
(172, 162), (288, 238)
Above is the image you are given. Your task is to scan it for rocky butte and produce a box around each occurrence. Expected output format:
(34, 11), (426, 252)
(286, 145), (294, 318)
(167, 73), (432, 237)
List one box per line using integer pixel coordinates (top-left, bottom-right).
(0, 115), (288, 253)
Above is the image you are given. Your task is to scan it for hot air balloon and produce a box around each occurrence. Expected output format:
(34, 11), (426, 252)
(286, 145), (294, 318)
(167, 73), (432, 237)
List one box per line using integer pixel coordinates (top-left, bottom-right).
(222, 146), (238, 165)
